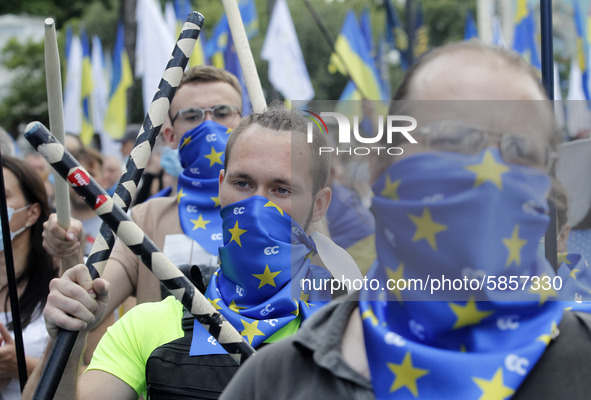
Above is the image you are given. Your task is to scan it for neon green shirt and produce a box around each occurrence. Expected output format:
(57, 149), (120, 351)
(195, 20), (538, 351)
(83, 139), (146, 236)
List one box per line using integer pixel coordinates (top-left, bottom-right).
(86, 296), (301, 397)
(87, 296), (184, 397)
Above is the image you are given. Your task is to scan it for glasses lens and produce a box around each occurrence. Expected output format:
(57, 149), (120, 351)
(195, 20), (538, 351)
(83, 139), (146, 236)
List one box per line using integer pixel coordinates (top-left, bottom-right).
(428, 124), (486, 155)
(213, 105), (236, 121)
(179, 108), (205, 124)
(500, 135), (548, 170)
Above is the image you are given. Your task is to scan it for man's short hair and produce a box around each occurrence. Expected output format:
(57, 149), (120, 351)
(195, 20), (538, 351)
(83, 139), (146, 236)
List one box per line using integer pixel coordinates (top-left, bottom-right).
(179, 65), (242, 99)
(224, 104), (331, 195)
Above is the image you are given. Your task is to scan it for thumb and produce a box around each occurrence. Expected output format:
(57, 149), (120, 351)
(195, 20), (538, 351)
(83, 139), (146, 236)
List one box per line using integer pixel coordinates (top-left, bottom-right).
(0, 323), (14, 345)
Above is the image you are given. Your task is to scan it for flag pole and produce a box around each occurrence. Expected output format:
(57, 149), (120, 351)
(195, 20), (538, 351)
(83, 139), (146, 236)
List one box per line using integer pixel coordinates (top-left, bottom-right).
(301, 0), (371, 99)
(540, 0), (558, 271)
(221, 0), (267, 112)
(24, 119), (255, 359)
(44, 18), (80, 272)
(0, 153), (28, 391)
(30, 13), (207, 399)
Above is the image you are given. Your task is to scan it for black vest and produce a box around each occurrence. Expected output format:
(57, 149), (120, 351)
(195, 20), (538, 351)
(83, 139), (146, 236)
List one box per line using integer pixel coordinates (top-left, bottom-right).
(145, 311), (240, 399)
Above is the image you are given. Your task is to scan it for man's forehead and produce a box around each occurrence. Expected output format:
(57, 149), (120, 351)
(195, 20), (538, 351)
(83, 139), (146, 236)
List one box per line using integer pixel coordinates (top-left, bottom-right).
(171, 81), (241, 109)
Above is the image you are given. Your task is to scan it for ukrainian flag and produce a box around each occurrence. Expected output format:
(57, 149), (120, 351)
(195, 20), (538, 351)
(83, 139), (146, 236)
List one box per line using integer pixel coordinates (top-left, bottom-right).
(512, 0), (540, 69)
(174, 0), (208, 67)
(412, 2), (428, 59)
(384, 0), (410, 70)
(240, 0), (259, 39)
(574, 2), (590, 100)
(329, 11), (388, 100)
(205, 14), (229, 69)
(104, 22), (133, 140)
(80, 29), (94, 145)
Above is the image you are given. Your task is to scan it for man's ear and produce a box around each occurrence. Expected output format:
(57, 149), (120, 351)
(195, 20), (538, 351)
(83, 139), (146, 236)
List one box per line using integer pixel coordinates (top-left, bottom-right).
(310, 186), (332, 225)
(162, 116), (178, 149)
(218, 169), (226, 189)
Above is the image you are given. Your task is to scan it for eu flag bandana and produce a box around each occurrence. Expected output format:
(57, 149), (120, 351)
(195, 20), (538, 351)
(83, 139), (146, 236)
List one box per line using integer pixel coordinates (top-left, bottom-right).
(360, 149), (565, 399)
(557, 253), (591, 311)
(177, 120), (231, 255)
(191, 196), (331, 354)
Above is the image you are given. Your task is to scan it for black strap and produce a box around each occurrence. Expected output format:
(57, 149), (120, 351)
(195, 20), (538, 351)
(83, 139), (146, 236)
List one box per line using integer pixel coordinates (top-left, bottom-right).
(513, 310), (591, 399)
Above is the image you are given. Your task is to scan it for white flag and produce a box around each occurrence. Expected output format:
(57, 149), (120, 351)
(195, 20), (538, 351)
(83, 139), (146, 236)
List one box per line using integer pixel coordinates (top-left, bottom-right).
(91, 36), (108, 134)
(566, 58), (591, 139)
(261, 0), (314, 101)
(63, 34), (82, 135)
(136, 0), (175, 114)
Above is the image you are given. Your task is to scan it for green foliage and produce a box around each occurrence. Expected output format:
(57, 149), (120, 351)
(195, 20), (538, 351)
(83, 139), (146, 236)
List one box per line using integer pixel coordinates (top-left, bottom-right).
(423, 0), (476, 47)
(0, 38), (48, 135)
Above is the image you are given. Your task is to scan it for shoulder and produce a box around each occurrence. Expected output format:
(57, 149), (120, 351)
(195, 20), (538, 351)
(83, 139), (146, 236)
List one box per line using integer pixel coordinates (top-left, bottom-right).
(130, 196), (177, 220)
(514, 310), (591, 399)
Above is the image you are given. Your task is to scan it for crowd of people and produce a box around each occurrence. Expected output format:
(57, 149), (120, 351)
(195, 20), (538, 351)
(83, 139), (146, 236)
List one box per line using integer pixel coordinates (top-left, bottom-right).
(0, 40), (589, 400)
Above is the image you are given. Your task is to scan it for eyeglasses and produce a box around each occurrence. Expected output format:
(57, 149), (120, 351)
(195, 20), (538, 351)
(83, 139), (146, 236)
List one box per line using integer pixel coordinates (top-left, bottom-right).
(169, 105), (241, 126)
(418, 121), (556, 171)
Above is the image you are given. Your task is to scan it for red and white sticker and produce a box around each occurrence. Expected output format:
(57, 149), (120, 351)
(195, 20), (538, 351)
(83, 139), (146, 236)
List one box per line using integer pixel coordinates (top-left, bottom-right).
(67, 168), (90, 187)
(94, 195), (108, 210)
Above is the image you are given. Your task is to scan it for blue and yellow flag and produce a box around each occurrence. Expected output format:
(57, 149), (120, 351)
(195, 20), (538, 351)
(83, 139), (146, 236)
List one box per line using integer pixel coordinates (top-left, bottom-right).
(513, 0), (541, 69)
(329, 10), (388, 100)
(224, 33), (251, 115)
(103, 22), (133, 140)
(205, 14), (229, 69)
(80, 29), (94, 145)
(464, 10), (478, 40)
(240, 0), (259, 39)
(574, 2), (590, 100)
(174, 0), (208, 67)
(384, 0), (410, 70)
(412, 2), (428, 59)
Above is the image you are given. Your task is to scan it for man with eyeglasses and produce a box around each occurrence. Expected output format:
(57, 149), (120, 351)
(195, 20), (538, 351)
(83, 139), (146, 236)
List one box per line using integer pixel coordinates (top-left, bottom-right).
(42, 66), (244, 359)
(220, 42), (591, 399)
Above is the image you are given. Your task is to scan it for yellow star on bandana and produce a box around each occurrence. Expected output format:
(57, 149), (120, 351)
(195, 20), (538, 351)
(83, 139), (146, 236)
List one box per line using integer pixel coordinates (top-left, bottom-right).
(381, 175), (401, 200)
(180, 135), (192, 149)
(252, 265), (281, 289)
(387, 352), (429, 396)
(527, 273), (558, 305)
(190, 214), (210, 230)
(502, 225), (527, 267)
(204, 146), (224, 167)
(208, 298), (222, 310)
(240, 320), (265, 345)
(176, 188), (186, 204)
(449, 297), (494, 329)
(472, 368), (514, 399)
(386, 262), (405, 302)
(228, 220), (247, 247)
(229, 300), (247, 313)
(362, 306), (379, 326)
(465, 150), (510, 190)
(409, 208), (448, 250)
(210, 196), (220, 207)
(264, 200), (284, 215)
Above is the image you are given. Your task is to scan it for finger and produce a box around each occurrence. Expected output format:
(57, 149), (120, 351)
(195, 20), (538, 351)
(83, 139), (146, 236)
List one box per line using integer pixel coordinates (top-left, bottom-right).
(43, 299), (93, 334)
(50, 268), (99, 313)
(0, 324), (13, 345)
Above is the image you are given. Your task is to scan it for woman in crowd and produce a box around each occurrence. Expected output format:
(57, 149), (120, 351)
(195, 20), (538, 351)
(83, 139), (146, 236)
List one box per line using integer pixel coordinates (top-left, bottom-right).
(0, 156), (56, 400)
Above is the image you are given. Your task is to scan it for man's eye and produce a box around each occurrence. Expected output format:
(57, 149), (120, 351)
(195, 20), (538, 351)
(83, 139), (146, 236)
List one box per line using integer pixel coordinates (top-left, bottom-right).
(276, 187), (290, 195)
(235, 181), (249, 188)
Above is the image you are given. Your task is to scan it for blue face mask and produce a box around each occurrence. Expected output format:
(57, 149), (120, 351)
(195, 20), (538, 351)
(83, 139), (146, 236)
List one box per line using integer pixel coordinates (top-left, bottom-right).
(0, 205), (30, 252)
(160, 147), (183, 178)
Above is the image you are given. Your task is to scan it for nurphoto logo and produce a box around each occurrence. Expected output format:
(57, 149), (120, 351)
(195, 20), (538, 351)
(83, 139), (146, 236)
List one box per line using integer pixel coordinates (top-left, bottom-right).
(304, 110), (418, 156)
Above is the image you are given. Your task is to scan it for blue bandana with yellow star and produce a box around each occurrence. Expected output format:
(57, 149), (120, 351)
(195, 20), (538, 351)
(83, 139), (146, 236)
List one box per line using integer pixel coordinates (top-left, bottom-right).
(360, 149), (566, 399)
(190, 195), (331, 354)
(177, 121), (231, 255)
(557, 253), (591, 311)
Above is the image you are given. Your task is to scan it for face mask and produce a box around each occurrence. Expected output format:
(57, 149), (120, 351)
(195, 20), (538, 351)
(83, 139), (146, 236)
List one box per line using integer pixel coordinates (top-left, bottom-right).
(178, 120), (230, 177)
(197, 196), (330, 353)
(160, 147), (183, 178)
(176, 120), (232, 255)
(0, 205), (31, 252)
(359, 149), (563, 399)
(105, 182), (118, 197)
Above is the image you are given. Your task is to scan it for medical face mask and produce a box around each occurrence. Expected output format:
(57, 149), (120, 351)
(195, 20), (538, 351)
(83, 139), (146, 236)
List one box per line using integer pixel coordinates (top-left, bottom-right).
(0, 205), (31, 252)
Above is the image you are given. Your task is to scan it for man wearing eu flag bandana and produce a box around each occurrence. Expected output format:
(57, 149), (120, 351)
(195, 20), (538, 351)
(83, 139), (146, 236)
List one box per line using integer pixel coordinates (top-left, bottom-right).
(220, 42), (591, 399)
(42, 65), (243, 357)
(24, 106), (338, 399)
